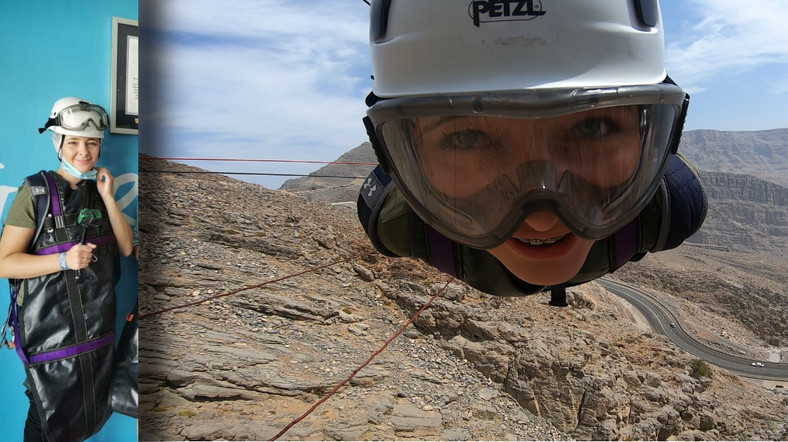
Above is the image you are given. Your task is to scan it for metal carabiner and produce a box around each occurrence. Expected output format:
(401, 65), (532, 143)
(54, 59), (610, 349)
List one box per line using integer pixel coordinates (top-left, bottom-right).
(0, 320), (15, 350)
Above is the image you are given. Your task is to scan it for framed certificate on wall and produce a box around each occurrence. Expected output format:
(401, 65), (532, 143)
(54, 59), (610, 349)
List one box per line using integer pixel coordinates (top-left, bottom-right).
(111, 17), (139, 135)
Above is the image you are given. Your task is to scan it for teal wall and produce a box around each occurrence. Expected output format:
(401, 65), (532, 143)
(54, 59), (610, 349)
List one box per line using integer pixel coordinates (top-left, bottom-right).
(0, 1), (138, 440)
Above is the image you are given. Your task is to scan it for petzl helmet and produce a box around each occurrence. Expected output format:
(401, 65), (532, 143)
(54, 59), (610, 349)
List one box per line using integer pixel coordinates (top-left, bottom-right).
(39, 97), (109, 139)
(370, 0), (667, 96)
(364, 0), (690, 249)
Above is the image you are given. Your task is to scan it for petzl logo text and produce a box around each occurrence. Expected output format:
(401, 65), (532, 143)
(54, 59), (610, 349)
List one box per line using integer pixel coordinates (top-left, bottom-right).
(469, 0), (546, 27)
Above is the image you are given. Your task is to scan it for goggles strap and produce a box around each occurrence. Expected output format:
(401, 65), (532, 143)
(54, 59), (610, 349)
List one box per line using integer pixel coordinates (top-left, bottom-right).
(364, 92), (393, 173)
(38, 118), (58, 134)
(670, 93), (690, 154)
(662, 75), (690, 155)
(363, 115), (391, 173)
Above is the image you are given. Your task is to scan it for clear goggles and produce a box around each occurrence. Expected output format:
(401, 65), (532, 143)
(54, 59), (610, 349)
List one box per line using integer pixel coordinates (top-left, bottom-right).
(38, 102), (109, 134)
(367, 84), (688, 249)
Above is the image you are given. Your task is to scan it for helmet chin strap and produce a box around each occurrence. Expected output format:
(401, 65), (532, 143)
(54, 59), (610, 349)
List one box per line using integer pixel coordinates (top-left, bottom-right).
(54, 133), (64, 157)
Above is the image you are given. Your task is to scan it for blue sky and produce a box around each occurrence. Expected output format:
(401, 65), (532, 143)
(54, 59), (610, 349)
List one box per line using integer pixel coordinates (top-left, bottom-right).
(140, 0), (788, 189)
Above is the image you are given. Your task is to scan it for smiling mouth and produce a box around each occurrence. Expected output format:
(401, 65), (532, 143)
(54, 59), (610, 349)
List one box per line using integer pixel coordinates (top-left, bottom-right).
(514, 233), (568, 246)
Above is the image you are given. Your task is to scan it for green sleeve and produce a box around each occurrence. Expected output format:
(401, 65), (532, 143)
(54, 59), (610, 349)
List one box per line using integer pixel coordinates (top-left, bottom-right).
(4, 183), (36, 229)
(376, 186), (414, 257)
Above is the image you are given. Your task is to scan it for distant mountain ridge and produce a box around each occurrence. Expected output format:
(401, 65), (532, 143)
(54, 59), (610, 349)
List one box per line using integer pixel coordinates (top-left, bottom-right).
(281, 129), (788, 256)
(679, 128), (788, 188)
(668, 128), (788, 256)
(279, 142), (377, 205)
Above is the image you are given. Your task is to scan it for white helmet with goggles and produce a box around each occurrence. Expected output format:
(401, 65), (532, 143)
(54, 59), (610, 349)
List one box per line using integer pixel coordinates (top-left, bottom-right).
(364, 0), (690, 249)
(39, 97), (109, 139)
(371, 0), (667, 96)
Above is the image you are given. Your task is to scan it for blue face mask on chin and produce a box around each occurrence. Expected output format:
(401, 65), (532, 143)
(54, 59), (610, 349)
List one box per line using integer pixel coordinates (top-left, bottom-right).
(61, 158), (98, 181)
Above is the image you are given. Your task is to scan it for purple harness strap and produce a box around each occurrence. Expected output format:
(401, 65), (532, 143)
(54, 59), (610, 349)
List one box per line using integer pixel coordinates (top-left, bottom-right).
(33, 234), (116, 256)
(612, 217), (639, 270)
(13, 319), (114, 365)
(35, 172), (116, 255)
(426, 225), (457, 277)
(43, 172), (61, 217)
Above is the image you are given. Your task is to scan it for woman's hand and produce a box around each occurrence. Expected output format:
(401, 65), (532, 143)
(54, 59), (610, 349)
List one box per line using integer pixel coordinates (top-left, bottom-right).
(66, 243), (97, 270)
(93, 166), (134, 257)
(95, 167), (115, 200)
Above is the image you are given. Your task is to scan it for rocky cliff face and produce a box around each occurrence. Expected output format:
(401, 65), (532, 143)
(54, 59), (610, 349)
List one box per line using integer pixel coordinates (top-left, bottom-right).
(139, 157), (787, 441)
(692, 172), (788, 256)
(700, 172), (788, 205)
(679, 128), (788, 188)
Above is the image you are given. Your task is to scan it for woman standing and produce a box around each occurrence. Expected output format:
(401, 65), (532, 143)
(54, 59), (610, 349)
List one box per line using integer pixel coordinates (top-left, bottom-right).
(0, 97), (133, 441)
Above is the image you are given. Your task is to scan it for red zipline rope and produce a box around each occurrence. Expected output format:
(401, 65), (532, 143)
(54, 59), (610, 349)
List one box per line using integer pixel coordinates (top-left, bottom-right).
(138, 254), (359, 320)
(267, 278), (452, 441)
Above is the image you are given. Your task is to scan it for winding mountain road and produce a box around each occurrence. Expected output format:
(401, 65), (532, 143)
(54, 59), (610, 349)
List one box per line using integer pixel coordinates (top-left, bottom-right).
(598, 278), (788, 382)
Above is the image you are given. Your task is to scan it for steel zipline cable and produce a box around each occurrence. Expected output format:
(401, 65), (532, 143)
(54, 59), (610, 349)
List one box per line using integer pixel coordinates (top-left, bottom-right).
(140, 156), (377, 166)
(141, 170), (371, 179)
(139, 156), (377, 180)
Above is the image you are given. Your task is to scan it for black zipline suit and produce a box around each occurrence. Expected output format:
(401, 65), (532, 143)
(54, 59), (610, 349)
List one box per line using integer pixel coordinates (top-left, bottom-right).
(8, 171), (120, 441)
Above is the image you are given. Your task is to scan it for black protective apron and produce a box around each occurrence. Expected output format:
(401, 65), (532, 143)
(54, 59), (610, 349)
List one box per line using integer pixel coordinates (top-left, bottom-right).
(10, 171), (119, 441)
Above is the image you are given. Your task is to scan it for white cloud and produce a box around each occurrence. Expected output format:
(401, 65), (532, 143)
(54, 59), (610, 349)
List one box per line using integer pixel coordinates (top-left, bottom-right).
(143, 0), (374, 184)
(771, 77), (788, 95)
(152, 0), (368, 41)
(666, 0), (788, 91)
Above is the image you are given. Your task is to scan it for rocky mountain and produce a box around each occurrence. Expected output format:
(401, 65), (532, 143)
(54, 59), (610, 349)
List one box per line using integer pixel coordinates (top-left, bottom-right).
(678, 128), (788, 256)
(279, 143), (377, 207)
(139, 156), (787, 441)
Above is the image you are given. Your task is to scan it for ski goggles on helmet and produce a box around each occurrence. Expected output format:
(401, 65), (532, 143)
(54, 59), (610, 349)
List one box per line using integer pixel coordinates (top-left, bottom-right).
(38, 102), (109, 134)
(367, 84), (688, 249)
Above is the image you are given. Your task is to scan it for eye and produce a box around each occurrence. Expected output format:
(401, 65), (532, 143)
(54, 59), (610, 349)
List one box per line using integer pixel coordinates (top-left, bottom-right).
(570, 118), (616, 137)
(441, 130), (492, 151)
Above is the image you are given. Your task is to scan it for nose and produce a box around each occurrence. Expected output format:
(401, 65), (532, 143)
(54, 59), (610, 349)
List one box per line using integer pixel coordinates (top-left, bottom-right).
(523, 211), (560, 232)
(512, 130), (549, 164)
